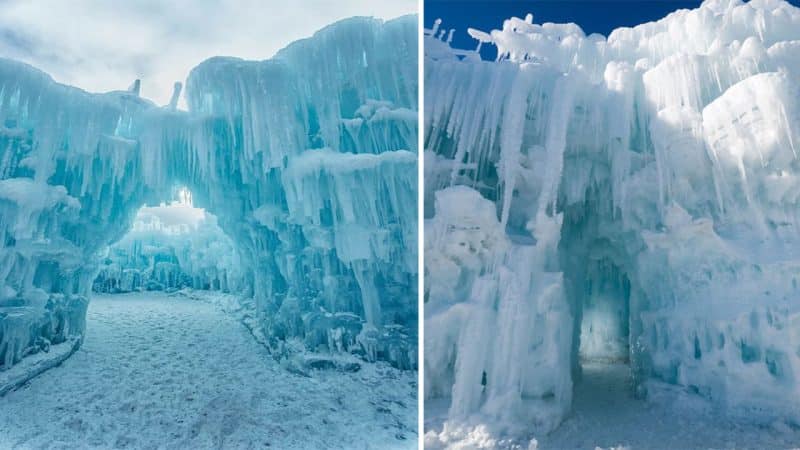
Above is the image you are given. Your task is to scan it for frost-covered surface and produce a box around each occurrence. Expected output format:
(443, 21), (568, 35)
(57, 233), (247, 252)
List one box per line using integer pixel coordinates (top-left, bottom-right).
(0, 15), (418, 373)
(0, 336), (80, 396)
(0, 292), (417, 449)
(425, 362), (800, 449)
(93, 195), (245, 294)
(425, 0), (800, 443)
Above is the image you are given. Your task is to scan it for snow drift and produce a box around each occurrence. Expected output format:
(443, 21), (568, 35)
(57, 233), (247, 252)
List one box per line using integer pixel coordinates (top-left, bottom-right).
(0, 15), (418, 374)
(424, 0), (800, 438)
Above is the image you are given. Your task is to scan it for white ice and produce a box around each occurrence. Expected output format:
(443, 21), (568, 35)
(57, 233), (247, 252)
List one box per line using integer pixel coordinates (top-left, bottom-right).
(425, 0), (800, 445)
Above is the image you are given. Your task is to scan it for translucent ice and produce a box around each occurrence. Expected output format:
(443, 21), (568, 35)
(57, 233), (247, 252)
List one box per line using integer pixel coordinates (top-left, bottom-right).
(425, 0), (800, 436)
(0, 15), (418, 373)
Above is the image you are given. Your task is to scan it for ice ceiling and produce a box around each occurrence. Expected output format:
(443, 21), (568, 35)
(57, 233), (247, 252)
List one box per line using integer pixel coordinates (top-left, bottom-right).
(424, 0), (800, 437)
(0, 16), (418, 373)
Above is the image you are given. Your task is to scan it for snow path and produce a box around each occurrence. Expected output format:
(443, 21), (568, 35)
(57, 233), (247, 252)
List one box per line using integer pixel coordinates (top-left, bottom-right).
(0, 292), (417, 449)
(538, 362), (800, 449)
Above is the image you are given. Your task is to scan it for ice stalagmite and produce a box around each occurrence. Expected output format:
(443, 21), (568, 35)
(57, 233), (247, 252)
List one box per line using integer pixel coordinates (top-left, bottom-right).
(424, 0), (800, 438)
(0, 15), (418, 377)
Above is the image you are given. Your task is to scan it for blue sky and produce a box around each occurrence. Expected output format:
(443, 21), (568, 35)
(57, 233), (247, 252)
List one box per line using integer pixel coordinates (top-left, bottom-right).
(0, 0), (416, 107)
(425, 0), (800, 59)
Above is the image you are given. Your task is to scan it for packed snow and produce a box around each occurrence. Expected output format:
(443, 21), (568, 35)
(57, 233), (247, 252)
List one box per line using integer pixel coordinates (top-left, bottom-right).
(425, 0), (800, 446)
(426, 362), (800, 449)
(0, 15), (418, 379)
(0, 291), (417, 449)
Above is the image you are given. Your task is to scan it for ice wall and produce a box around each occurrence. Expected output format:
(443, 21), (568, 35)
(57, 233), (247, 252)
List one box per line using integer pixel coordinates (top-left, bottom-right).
(425, 187), (572, 435)
(0, 15), (418, 374)
(425, 0), (800, 435)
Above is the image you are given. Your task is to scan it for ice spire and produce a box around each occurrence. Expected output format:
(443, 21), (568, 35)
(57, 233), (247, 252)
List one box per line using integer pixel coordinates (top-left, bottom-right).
(167, 81), (182, 110)
(431, 18), (442, 37)
(128, 79), (141, 96)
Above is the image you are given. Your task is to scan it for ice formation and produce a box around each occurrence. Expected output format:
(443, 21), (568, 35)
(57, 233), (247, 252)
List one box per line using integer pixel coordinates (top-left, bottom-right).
(0, 15), (418, 374)
(92, 191), (245, 294)
(424, 0), (800, 437)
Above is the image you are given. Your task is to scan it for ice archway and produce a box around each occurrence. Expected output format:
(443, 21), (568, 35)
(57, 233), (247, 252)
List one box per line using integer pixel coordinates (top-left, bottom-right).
(92, 188), (246, 294)
(424, 0), (800, 439)
(0, 15), (418, 382)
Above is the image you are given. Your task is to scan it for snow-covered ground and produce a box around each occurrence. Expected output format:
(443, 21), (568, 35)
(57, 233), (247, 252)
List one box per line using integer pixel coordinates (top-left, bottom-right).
(426, 362), (800, 449)
(0, 292), (417, 449)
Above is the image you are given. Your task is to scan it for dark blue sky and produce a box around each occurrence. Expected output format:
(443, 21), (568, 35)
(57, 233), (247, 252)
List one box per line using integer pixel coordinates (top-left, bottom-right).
(425, 0), (800, 59)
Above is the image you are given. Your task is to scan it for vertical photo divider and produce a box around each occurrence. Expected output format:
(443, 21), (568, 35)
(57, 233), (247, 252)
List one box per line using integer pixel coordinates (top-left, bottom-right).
(417, 3), (426, 449)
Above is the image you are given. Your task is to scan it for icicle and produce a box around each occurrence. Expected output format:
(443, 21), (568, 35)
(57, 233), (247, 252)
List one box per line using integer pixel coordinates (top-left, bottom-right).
(537, 73), (577, 218)
(498, 67), (534, 227)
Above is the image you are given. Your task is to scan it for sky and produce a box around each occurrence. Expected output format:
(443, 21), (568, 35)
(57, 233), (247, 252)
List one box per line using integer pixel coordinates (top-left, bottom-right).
(425, 0), (800, 59)
(0, 0), (416, 107)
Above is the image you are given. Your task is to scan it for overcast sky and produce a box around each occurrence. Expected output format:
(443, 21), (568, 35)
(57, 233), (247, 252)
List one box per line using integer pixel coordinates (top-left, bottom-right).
(0, 0), (417, 107)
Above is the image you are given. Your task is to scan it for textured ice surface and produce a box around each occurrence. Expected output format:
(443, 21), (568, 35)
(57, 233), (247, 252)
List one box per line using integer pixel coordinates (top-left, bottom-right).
(424, 0), (800, 440)
(0, 15), (418, 373)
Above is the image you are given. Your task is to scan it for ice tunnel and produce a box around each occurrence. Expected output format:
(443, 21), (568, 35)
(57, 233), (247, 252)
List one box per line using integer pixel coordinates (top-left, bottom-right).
(0, 15), (418, 385)
(92, 187), (245, 295)
(424, 0), (800, 437)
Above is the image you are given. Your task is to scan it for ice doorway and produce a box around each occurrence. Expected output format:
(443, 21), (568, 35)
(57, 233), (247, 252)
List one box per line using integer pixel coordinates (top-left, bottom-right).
(92, 186), (243, 295)
(559, 194), (636, 388)
(562, 242), (641, 434)
(578, 256), (631, 366)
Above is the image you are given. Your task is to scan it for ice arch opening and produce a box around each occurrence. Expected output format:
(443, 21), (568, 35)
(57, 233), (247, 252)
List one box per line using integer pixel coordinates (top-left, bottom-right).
(92, 187), (244, 294)
(424, 0), (800, 440)
(0, 15), (418, 386)
(576, 257), (631, 364)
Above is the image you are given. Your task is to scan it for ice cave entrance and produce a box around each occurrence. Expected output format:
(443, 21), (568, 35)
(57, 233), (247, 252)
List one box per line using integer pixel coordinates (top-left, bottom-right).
(92, 187), (241, 295)
(572, 251), (635, 414)
(578, 257), (631, 366)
